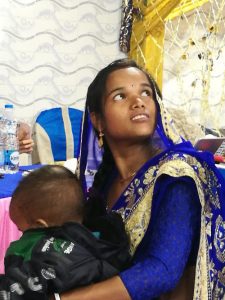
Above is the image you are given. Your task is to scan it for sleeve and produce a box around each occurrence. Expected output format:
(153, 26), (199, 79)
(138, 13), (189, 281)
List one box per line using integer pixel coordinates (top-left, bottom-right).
(1, 234), (118, 299)
(0, 270), (47, 300)
(120, 178), (201, 300)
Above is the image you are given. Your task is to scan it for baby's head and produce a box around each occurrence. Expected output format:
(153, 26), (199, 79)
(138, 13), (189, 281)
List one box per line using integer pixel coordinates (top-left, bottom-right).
(10, 165), (84, 232)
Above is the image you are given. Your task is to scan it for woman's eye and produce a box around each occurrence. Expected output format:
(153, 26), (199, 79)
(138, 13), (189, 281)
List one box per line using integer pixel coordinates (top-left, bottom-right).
(113, 94), (124, 101)
(141, 90), (151, 97)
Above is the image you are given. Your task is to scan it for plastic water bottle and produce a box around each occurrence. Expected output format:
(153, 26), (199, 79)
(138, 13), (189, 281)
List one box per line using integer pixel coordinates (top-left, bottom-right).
(0, 109), (5, 173)
(4, 104), (19, 173)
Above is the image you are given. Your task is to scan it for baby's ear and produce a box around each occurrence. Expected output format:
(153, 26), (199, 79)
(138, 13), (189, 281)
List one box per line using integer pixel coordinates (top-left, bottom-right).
(35, 218), (49, 228)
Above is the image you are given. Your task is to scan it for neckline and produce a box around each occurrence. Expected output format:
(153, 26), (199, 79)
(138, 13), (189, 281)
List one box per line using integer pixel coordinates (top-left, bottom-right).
(118, 171), (137, 183)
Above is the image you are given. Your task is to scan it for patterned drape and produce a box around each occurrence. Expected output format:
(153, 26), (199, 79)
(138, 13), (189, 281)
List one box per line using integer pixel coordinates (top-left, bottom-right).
(120, 0), (209, 88)
(0, 0), (124, 126)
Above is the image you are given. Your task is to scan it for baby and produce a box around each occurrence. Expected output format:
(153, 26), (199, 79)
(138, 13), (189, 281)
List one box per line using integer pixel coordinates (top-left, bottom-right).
(0, 165), (130, 299)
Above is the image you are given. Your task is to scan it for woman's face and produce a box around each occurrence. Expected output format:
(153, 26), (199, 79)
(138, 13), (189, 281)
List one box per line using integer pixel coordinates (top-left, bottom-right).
(95, 67), (157, 145)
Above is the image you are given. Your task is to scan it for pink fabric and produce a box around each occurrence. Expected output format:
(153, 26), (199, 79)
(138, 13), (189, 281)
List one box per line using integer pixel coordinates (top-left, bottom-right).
(0, 197), (22, 274)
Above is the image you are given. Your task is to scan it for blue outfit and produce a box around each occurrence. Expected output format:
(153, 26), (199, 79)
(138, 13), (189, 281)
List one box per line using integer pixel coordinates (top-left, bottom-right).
(79, 77), (225, 299)
(120, 178), (200, 299)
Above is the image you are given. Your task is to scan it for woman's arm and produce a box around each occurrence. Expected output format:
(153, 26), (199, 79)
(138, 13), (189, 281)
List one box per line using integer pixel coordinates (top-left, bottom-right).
(120, 179), (201, 299)
(58, 179), (200, 300)
(60, 276), (131, 300)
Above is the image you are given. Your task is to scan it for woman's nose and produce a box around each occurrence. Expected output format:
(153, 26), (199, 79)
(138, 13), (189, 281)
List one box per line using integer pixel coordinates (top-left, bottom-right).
(131, 96), (145, 109)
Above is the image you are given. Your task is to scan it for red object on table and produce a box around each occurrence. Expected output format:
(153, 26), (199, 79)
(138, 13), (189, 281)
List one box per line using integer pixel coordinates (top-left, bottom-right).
(214, 155), (225, 163)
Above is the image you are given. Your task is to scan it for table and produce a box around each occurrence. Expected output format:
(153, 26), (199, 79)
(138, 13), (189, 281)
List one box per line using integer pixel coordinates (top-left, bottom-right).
(217, 164), (225, 178)
(0, 164), (41, 273)
(0, 165), (41, 199)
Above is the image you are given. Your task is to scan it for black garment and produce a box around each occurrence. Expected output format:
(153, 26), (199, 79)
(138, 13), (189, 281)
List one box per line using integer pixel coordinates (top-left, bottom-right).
(0, 213), (130, 300)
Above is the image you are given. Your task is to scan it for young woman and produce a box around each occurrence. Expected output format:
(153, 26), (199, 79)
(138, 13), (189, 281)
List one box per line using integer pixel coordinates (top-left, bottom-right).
(57, 59), (225, 300)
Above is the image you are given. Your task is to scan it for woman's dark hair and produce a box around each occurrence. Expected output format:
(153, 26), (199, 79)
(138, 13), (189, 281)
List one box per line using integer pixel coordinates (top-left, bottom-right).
(86, 58), (162, 201)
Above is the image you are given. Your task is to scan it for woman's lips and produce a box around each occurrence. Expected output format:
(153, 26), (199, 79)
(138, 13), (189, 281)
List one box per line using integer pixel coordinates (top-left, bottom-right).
(131, 113), (149, 121)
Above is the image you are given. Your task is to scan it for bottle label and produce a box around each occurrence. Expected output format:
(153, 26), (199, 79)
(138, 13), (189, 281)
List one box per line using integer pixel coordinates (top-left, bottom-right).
(5, 150), (19, 166)
(0, 149), (4, 168)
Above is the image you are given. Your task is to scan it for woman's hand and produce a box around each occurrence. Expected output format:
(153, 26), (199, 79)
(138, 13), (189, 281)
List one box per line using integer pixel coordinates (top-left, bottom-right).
(19, 138), (34, 154)
(18, 123), (34, 154)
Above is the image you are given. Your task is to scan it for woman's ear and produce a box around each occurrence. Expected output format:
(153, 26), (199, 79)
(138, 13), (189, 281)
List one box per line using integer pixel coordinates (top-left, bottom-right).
(90, 112), (104, 132)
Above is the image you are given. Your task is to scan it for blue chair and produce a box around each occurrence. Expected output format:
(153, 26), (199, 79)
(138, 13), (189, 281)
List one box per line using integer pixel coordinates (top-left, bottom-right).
(33, 107), (83, 164)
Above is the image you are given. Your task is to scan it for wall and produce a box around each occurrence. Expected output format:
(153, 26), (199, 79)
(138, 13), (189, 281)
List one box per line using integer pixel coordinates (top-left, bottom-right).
(0, 0), (125, 164)
(0, 0), (125, 126)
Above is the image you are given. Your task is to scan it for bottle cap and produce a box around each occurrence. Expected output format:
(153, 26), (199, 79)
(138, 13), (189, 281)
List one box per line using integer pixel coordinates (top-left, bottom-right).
(4, 104), (13, 109)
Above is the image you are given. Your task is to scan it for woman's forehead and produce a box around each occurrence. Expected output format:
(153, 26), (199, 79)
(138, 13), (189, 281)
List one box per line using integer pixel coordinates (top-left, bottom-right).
(105, 67), (150, 87)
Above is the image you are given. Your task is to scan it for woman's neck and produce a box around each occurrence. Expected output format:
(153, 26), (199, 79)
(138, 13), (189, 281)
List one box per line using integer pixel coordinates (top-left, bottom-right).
(110, 141), (158, 181)
(106, 142), (161, 211)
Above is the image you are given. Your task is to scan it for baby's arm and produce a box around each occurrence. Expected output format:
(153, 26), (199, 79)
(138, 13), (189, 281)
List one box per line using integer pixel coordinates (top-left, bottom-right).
(3, 226), (122, 298)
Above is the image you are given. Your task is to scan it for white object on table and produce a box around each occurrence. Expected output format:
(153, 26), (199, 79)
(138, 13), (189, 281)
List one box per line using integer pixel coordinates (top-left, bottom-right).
(64, 158), (77, 174)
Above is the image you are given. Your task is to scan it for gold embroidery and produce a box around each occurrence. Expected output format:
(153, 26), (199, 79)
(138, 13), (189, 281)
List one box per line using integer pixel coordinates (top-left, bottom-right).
(116, 152), (224, 299)
(194, 214), (211, 300)
(143, 165), (157, 184)
(125, 186), (154, 255)
(214, 215), (225, 263)
(218, 267), (225, 287)
(123, 154), (208, 255)
(124, 179), (141, 209)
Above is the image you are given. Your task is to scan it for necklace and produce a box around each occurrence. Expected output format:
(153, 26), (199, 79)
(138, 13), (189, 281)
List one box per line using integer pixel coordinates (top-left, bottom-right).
(118, 171), (137, 183)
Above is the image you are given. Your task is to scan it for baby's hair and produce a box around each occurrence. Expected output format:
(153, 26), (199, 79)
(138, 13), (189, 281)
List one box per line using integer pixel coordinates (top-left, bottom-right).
(10, 165), (84, 227)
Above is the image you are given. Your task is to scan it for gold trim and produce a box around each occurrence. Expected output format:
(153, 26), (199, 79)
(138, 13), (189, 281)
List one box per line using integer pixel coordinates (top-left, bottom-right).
(120, 153), (218, 299)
